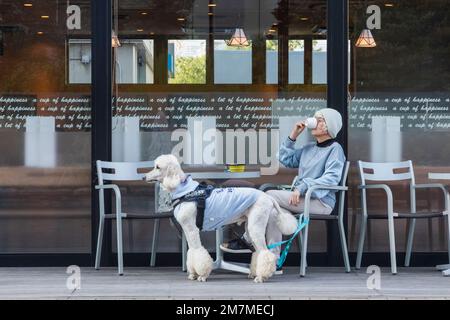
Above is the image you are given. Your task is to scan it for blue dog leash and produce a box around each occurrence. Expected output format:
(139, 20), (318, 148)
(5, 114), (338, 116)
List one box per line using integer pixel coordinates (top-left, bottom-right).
(267, 214), (310, 269)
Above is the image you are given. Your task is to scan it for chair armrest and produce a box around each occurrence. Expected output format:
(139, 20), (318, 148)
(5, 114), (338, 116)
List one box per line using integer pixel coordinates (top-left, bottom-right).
(308, 185), (348, 192)
(95, 184), (122, 215)
(413, 183), (449, 211)
(413, 183), (448, 192)
(358, 184), (395, 218)
(303, 185), (349, 217)
(95, 184), (121, 197)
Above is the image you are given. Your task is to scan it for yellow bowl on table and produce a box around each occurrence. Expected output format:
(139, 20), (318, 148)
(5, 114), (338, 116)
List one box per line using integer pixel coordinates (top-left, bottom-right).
(227, 164), (246, 173)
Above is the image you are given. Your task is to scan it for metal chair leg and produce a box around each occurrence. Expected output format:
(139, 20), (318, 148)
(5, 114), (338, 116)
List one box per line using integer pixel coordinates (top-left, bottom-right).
(388, 215), (397, 274)
(446, 215), (450, 264)
(338, 219), (351, 273)
(182, 232), (187, 272)
(150, 219), (160, 267)
(405, 218), (416, 267)
(95, 216), (105, 270)
(116, 217), (124, 276)
(298, 230), (307, 268)
(356, 215), (367, 270)
(300, 225), (309, 277)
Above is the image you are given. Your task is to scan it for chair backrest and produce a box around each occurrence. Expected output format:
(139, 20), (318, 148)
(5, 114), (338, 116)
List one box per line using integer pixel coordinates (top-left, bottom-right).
(96, 160), (154, 184)
(335, 161), (351, 216)
(358, 160), (415, 185)
(341, 161), (350, 186)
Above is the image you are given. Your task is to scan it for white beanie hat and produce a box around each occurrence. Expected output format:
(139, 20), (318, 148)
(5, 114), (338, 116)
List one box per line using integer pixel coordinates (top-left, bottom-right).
(315, 108), (342, 138)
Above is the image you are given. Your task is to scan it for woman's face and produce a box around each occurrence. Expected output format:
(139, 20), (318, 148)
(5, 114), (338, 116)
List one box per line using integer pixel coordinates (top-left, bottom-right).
(311, 116), (329, 137)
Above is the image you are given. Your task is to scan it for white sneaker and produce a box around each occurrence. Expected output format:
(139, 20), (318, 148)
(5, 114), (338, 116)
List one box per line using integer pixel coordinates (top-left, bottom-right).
(220, 238), (254, 253)
(274, 268), (283, 275)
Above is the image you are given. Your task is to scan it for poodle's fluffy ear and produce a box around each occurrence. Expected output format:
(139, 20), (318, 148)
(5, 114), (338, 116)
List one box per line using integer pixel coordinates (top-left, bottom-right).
(162, 155), (182, 191)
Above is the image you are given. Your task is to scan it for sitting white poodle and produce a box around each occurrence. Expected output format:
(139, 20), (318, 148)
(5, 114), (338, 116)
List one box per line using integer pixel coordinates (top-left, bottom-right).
(145, 154), (298, 283)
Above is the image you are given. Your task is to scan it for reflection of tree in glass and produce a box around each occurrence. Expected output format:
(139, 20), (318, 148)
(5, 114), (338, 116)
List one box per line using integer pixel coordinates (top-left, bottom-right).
(266, 40), (278, 51)
(266, 40), (317, 51)
(289, 40), (304, 51)
(168, 56), (206, 84)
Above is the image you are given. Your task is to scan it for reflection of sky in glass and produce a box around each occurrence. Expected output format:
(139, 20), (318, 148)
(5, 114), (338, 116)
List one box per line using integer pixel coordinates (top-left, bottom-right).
(214, 40), (252, 51)
(313, 40), (327, 52)
(169, 40), (206, 57)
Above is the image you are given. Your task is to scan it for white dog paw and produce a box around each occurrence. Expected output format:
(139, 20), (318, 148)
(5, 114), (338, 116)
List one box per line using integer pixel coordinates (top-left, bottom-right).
(197, 275), (208, 282)
(254, 276), (266, 283)
(248, 273), (256, 279)
(188, 274), (198, 281)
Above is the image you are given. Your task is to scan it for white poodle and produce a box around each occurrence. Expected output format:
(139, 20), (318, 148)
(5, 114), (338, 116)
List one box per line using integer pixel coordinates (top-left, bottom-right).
(145, 154), (298, 283)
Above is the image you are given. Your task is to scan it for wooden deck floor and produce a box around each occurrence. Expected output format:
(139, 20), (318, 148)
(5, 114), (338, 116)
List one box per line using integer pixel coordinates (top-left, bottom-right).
(0, 267), (449, 300)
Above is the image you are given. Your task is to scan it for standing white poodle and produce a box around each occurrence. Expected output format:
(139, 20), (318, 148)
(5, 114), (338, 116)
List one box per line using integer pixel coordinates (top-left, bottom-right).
(145, 154), (298, 283)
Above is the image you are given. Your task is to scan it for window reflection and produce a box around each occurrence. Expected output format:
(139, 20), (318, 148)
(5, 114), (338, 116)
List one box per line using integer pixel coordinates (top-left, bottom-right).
(214, 40), (252, 84)
(69, 39), (154, 84)
(168, 40), (206, 84)
(289, 40), (305, 84)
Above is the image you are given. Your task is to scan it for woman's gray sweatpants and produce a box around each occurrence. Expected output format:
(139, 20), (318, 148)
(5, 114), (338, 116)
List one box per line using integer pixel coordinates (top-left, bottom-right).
(244, 189), (332, 259)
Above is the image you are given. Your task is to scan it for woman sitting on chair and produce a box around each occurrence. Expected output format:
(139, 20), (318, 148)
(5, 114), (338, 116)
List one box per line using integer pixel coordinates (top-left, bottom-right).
(221, 108), (346, 272)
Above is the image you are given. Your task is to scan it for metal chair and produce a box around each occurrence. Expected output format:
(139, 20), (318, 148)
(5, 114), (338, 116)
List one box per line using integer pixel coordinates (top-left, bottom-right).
(260, 161), (351, 276)
(355, 160), (450, 275)
(95, 160), (174, 275)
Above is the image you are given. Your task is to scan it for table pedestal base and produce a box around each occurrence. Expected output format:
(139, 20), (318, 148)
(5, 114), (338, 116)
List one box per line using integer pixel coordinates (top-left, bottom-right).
(213, 229), (250, 274)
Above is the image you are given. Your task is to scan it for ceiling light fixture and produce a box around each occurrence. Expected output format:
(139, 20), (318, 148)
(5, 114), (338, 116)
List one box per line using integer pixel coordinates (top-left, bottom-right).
(112, 30), (121, 48)
(355, 29), (376, 48)
(226, 28), (250, 47)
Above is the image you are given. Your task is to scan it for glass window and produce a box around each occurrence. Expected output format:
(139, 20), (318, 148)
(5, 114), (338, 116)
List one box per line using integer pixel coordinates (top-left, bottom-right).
(266, 40), (278, 84)
(116, 39), (154, 84)
(214, 40), (252, 84)
(312, 39), (327, 84)
(168, 39), (206, 84)
(68, 39), (154, 84)
(348, 0), (450, 253)
(68, 39), (92, 84)
(288, 40), (305, 84)
(0, 0), (92, 253)
(112, 0), (328, 254)
(312, 39), (352, 84)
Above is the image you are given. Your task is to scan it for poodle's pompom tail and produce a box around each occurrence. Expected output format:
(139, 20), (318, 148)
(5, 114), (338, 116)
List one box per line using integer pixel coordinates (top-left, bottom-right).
(269, 197), (298, 235)
(276, 210), (298, 235)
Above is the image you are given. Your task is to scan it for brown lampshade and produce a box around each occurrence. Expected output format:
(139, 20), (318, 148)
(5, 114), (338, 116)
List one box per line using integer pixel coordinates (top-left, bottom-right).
(355, 29), (376, 48)
(225, 28), (250, 47)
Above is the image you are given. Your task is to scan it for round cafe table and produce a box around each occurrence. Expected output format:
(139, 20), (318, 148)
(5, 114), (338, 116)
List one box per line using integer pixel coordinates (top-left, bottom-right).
(428, 172), (450, 276)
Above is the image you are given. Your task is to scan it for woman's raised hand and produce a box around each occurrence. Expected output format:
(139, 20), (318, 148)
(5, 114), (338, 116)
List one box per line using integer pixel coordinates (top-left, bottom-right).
(289, 121), (306, 141)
